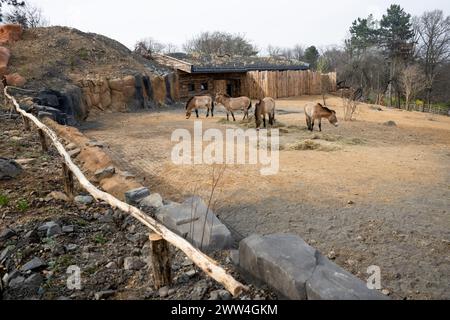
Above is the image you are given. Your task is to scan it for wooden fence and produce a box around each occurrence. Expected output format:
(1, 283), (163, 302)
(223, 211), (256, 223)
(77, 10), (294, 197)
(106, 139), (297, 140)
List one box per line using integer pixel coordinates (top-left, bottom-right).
(4, 87), (247, 297)
(243, 70), (337, 99)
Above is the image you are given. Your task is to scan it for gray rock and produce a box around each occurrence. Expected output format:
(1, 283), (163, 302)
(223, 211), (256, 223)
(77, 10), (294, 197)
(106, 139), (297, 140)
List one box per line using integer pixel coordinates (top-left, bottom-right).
(94, 166), (115, 180)
(21, 257), (47, 272)
(305, 254), (389, 300)
(230, 250), (240, 266)
(62, 225), (75, 233)
(94, 290), (116, 300)
(106, 261), (118, 269)
(239, 234), (317, 300)
(51, 244), (66, 256)
(139, 193), (163, 210)
(74, 195), (94, 205)
(25, 229), (40, 243)
(38, 221), (59, 233)
(0, 246), (14, 263)
(68, 148), (81, 158)
(209, 290), (232, 301)
(156, 196), (233, 252)
(158, 286), (169, 298)
(65, 244), (78, 252)
(8, 276), (26, 289)
(0, 158), (22, 180)
(3, 270), (21, 286)
(0, 228), (15, 241)
(192, 280), (208, 300)
(123, 257), (146, 271)
(47, 223), (62, 238)
(125, 187), (150, 205)
(24, 273), (44, 290)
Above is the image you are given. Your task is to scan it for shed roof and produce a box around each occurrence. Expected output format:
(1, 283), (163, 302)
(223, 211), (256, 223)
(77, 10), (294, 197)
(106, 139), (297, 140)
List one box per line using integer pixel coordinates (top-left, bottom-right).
(154, 53), (309, 73)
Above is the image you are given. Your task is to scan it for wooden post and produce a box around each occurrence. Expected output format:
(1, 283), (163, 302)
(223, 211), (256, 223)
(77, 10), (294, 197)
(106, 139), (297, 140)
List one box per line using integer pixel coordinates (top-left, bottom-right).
(22, 115), (30, 131)
(149, 233), (172, 289)
(38, 129), (48, 152)
(62, 162), (75, 199)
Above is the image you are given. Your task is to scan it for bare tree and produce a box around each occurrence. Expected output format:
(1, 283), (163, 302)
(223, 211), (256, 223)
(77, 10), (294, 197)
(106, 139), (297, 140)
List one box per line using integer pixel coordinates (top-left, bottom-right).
(164, 43), (178, 54)
(4, 2), (49, 28)
(134, 37), (165, 57)
(413, 10), (450, 108)
(183, 31), (258, 57)
(292, 44), (305, 61)
(400, 64), (427, 110)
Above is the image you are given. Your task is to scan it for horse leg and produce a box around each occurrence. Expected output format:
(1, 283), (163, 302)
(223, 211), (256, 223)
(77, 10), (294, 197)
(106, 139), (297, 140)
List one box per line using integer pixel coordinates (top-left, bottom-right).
(196, 109), (199, 118)
(306, 116), (311, 131)
(231, 111), (236, 122)
(227, 111), (230, 121)
(311, 118), (315, 131)
(206, 107), (210, 118)
(319, 118), (322, 132)
(263, 115), (266, 128)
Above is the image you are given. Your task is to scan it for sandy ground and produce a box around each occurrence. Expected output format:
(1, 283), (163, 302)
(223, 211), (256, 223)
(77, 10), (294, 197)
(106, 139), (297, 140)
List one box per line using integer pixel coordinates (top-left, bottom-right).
(82, 95), (450, 300)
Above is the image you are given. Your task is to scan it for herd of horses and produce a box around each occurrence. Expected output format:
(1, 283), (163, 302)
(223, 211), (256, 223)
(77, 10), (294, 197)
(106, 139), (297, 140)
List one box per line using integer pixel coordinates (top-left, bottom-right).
(186, 93), (339, 132)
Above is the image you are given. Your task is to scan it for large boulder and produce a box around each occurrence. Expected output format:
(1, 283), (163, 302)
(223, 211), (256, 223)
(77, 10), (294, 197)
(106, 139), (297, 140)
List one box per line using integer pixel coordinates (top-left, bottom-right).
(156, 197), (233, 252)
(5, 73), (26, 87)
(238, 234), (388, 300)
(0, 46), (10, 76)
(0, 158), (22, 180)
(0, 24), (23, 45)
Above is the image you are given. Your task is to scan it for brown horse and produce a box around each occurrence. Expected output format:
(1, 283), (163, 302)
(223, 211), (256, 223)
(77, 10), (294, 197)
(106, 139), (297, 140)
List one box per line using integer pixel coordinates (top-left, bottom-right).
(304, 103), (339, 132)
(255, 97), (276, 129)
(185, 95), (214, 119)
(215, 93), (252, 121)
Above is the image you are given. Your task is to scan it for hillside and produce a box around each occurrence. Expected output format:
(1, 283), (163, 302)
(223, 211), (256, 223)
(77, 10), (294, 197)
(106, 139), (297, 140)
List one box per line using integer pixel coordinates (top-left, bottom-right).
(5, 26), (178, 124)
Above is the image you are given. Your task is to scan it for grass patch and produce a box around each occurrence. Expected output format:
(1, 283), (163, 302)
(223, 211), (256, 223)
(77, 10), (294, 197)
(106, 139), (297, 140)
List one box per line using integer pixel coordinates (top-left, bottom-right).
(17, 199), (29, 212)
(93, 234), (108, 245)
(0, 194), (10, 206)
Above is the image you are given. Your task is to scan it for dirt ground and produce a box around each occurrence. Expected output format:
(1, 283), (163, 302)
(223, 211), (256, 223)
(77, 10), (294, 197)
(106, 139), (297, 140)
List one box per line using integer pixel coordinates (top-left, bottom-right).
(82, 95), (450, 300)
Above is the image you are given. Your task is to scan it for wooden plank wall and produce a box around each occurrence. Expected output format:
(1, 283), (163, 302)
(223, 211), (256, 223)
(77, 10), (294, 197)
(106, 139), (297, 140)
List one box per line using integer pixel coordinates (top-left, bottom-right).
(243, 70), (337, 99)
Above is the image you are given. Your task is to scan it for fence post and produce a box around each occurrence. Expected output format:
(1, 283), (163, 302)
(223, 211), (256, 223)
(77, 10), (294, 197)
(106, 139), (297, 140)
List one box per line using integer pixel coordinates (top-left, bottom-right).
(22, 115), (30, 131)
(38, 129), (48, 153)
(62, 162), (75, 199)
(149, 233), (172, 289)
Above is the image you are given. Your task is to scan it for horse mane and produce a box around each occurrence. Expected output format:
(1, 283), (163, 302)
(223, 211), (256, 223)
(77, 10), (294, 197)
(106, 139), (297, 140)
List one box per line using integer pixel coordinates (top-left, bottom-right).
(221, 93), (231, 98)
(317, 103), (335, 114)
(185, 96), (196, 110)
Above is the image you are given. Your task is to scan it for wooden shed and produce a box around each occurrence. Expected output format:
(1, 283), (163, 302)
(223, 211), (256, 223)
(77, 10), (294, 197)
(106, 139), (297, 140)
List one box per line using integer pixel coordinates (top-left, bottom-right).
(153, 53), (336, 100)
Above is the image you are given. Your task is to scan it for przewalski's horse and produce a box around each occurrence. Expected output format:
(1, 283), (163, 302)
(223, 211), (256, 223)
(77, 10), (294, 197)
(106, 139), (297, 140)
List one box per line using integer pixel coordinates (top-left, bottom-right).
(215, 93), (252, 121)
(185, 95), (214, 119)
(304, 103), (339, 132)
(255, 97), (276, 129)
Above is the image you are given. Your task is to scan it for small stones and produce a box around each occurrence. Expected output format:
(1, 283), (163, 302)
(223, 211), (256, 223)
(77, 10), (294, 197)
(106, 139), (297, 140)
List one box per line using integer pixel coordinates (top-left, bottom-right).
(185, 269), (197, 278)
(123, 257), (146, 271)
(327, 250), (337, 260)
(94, 166), (115, 181)
(74, 195), (94, 205)
(139, 193), (163, 210)
(45, 191), (70, 202)
(62, 225), (75, 234)
(106, 261), (118, 269)
(347, 200), (355, 205)
(68, 148), (81, 158)
(94, 290), (116, 300)
(0, 158), (23, 180)
(158, 286), (169, 298)
(209, 290), (232, 301)
(382, 289), (391, 296)
(125, 187), (150, 206)
(65, 244), (78, 252)
(0, 228), (16, 241)
(47, 223), (62, 238)
(21, 257), (47, 272)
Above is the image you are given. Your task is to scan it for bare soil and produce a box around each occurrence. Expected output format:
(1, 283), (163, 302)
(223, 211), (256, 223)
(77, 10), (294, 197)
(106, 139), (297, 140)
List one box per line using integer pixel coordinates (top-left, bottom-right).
(82, 95), (450, 300)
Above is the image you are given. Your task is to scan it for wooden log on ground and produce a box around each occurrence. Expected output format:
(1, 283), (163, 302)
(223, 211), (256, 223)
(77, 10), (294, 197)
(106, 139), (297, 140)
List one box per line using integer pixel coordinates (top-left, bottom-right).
(4, 86), (247, 297)
(149, 233), (172, 289)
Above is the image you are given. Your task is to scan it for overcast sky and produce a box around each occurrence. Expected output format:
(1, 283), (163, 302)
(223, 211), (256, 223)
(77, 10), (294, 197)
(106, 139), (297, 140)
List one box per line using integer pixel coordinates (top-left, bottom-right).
(33, 0), (449, 52)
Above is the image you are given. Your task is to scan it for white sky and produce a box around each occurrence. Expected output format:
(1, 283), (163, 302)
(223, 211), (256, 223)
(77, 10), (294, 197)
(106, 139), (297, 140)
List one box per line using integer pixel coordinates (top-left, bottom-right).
(32, 0), (450, 52)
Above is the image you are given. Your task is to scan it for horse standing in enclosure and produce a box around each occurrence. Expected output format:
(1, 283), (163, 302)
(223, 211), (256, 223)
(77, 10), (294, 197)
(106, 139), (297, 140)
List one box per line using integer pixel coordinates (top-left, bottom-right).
(304, 103), (339, 132)
(255, 97), (276, 129)
(215, 93), (252, 121)
(185, 95), (214, 119)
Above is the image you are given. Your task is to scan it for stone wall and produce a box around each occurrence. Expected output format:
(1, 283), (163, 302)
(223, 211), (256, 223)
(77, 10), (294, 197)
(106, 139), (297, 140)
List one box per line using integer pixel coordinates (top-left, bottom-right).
(77, 73), (178, 116)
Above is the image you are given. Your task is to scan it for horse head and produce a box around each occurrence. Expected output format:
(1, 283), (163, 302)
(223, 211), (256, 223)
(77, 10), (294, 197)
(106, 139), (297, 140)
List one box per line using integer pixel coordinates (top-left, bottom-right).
(328, 110), (339, 127)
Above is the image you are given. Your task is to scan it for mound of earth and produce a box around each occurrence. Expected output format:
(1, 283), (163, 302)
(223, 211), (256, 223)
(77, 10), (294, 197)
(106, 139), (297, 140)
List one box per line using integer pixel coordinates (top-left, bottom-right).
(6, 26), (178, 123)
